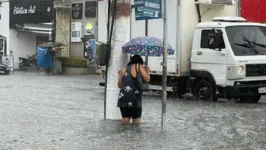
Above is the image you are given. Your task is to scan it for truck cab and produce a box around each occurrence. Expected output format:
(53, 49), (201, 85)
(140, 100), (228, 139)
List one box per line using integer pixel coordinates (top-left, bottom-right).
(190, 17), (266, 102)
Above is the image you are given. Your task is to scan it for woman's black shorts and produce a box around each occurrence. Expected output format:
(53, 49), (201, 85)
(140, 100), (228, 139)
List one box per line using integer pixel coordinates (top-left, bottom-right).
(120, 107), (142, 119)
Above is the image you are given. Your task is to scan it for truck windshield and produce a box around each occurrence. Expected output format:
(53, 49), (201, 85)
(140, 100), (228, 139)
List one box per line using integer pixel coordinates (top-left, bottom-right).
(226, 26), (266, 56)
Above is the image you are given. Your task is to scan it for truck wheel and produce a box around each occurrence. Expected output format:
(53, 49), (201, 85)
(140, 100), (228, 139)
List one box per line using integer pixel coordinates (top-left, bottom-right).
(194, 79), (217, 101)
(239, 95), (261, 103)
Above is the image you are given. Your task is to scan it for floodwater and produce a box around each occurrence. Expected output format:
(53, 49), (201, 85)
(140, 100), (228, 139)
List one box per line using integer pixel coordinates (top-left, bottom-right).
(1, 72), (266, 149)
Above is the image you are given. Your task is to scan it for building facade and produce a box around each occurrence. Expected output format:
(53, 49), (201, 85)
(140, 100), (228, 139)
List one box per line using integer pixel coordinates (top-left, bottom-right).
(0, 0), (53, 69)
(71, 0), (98, 57)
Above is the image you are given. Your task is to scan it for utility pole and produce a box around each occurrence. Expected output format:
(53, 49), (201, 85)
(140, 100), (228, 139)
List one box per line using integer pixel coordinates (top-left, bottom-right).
(54, 0), (72, 57)
(105, 0), (130, 120)
(161, 0), (168, 131)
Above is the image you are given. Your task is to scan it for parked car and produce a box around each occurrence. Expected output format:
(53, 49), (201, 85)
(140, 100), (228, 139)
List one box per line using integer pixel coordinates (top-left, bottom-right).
(0, 63), (10, 75)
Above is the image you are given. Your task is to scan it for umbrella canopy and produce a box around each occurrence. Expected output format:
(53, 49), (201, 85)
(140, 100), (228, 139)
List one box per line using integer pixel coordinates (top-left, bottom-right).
(122, 37), (175, 56)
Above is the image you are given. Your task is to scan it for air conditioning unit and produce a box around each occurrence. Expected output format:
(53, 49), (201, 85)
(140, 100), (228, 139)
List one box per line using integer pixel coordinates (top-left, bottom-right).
(197, 0), (236, 5)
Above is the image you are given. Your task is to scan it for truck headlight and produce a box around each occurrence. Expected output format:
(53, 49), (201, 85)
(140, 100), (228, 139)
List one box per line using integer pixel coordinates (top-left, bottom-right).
(237, 65), (245, 75)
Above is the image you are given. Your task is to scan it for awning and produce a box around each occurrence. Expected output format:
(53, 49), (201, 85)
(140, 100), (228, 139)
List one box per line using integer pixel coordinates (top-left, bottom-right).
(38, 42), (65, 48)
(14, 24), (53, 35)
(0, 35), (6, 39)
(196, 0), (236, 5)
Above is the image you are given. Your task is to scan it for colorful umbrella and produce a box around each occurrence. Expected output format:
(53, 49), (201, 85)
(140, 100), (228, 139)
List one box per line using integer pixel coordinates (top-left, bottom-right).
(122, 36), (175, 56)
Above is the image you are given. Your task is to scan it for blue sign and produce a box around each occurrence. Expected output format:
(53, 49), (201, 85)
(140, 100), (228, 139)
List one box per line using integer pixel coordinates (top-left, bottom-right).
(134, 0), (145, 20)
(134, 0), (162, 21)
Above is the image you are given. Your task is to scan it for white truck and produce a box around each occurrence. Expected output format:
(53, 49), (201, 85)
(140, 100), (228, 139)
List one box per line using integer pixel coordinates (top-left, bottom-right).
(97, 0), (266, 103)
(129, 0), (266, 103)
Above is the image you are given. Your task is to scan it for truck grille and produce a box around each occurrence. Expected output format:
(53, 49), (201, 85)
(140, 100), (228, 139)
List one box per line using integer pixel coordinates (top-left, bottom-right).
(246, 64), (266, 77)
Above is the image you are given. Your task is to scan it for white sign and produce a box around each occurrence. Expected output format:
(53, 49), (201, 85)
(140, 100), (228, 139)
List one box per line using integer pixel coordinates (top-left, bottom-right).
(13, 5), (36, 15)
(71, 22), (83, 42)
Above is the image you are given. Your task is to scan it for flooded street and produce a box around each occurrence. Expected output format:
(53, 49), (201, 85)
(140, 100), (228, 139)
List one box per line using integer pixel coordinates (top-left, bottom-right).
(1, 72), (266, 149)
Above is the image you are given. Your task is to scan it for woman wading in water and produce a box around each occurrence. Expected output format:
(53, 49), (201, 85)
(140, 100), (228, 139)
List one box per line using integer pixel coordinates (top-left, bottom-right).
(117, 55), (150, 125)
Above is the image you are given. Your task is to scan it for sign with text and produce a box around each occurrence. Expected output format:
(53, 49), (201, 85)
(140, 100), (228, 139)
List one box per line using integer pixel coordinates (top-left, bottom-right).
(71, 22), (82, 42)
(72, 3), (83, 19)
(9, 0), (53, 28)
(134, 0), (162, 20)
(85, 1), (97, 18)
(134, 0), (145, 20)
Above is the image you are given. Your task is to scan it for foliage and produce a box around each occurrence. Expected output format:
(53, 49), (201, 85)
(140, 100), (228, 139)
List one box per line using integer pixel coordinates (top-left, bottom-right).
(59, 57), (88, 68)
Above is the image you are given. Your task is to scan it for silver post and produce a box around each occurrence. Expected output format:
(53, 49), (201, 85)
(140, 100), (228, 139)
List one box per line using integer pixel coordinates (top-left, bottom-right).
(145, 19), (148, 67)
(236, 0), (241, 17)
(161, 0), (168, 131)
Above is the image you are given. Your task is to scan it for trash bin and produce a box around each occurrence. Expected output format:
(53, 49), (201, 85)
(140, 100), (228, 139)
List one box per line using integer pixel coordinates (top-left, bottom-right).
(95, 42), (109, 66)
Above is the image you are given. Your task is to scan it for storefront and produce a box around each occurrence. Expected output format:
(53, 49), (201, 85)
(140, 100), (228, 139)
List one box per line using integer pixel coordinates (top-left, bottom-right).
(0, 0), (54, 69)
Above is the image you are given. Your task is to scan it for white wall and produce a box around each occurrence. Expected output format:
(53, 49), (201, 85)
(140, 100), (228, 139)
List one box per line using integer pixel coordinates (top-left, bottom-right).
(0, 2), (37, 69)
(97, 0), (108, 43)
(0, 2), (10, 54)
(9, 30), (37, 69)
(180, 0), (236, 74)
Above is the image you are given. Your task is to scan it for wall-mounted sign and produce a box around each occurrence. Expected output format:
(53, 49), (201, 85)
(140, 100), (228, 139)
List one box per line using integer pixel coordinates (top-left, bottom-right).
(134, 0), (162, 21)
(85, 1), (97, 18)
(72, 3), (83, 19)
(71, 22), (82, 42)
(13, 5), (38, 15)
(9, 0), (53, 28)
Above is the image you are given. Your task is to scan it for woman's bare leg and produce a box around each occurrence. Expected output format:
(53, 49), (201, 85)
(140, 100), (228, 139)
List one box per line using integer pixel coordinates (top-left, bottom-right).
(132, 118), (141, 125)
(122, 118), (130, 125)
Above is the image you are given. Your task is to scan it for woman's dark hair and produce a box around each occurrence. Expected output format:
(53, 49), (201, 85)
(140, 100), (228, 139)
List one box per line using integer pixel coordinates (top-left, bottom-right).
(128, 55), (144, 66)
